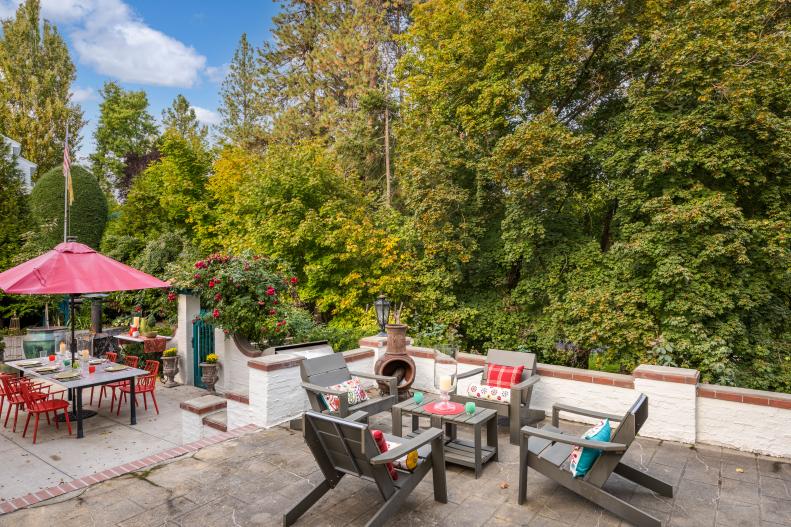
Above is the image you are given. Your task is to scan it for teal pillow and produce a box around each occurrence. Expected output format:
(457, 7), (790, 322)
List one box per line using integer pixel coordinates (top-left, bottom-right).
(569, 419), (611, 477)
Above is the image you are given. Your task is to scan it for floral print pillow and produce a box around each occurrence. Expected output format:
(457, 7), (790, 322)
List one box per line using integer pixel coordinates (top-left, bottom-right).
(466, 383), (512, 403)
(322, 376), (369, 412)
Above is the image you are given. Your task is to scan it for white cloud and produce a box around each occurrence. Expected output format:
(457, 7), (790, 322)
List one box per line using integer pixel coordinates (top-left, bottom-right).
(192, 106), (220, 126)
(70, 86), (95, 103)
(1, 0), (207, 88)
(205, 63), (229, 84)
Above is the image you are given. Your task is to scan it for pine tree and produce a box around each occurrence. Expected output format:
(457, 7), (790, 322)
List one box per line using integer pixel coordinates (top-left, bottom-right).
(90, 81), (158, 198)
(218, 33), (265, 147)
(0, 0), (84, 175)
(162, 94), (208, 146)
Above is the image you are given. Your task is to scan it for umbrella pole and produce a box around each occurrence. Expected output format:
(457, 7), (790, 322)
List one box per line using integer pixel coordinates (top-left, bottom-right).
(70, 294), (76, 366)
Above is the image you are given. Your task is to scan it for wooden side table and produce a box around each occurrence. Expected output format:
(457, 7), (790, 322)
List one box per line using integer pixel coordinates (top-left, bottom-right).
(392, 397), (498, 478)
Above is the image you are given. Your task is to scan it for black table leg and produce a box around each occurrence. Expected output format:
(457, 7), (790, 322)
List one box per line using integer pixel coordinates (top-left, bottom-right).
(76, 387), (84, 438)
(129, 377), (136, 425)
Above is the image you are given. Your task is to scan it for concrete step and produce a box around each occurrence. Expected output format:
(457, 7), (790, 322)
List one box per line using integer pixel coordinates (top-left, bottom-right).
(202, 410), (228, 433)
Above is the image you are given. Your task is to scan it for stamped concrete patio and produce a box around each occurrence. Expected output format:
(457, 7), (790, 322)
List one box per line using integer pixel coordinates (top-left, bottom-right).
(0, 382), (206, 503)
(1, 413), (789, 527)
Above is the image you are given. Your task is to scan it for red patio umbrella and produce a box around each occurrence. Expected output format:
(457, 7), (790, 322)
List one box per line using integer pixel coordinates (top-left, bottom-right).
(0, 241), (169, 365)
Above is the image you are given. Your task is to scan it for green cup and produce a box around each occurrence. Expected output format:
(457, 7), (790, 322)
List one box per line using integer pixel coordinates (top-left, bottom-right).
(413, 391), (424, 404)
(465, 402), (476, 415)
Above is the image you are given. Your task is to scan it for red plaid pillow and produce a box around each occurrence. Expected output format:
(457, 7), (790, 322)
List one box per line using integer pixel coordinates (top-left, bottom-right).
(485, 363), (525, 389)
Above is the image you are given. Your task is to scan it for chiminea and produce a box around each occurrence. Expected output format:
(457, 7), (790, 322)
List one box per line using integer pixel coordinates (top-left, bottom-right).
(374, 324), (416, 400)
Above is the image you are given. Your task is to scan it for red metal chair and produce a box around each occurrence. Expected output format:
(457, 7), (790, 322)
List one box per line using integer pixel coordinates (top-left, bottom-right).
(98, 355), (139, 410)
(1, 376), (49, 432)
(89, 351), (119, 405)
(116, 360), (160, 416)
(19, 382), (71, 444)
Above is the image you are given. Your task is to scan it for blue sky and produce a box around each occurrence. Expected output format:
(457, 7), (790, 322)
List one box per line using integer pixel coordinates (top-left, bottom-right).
(0, 0), (281, 160)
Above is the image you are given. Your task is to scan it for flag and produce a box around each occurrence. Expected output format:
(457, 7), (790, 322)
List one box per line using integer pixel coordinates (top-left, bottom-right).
(64, 128), (74, 205)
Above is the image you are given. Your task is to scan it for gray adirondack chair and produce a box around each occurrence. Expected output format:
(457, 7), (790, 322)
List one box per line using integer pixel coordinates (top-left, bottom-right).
(283, 410), (448, 527)
(451, 349), (545, 444)
(300, 353), (398, 418)
(518, 394), (674, 527)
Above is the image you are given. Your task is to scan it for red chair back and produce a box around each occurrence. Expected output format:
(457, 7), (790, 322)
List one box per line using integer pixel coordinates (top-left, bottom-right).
(124, 355), (140, 368)
(106, 352), (118, 362)
(138, 360), (159, 390)
(17, 382), (44, 412)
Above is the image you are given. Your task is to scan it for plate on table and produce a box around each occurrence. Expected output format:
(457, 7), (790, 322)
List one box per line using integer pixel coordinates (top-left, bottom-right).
(17, 360), (42, 367)
(33, 365), (59, 373)
(53, 370), (81, 380)
(89, 359), (105, 365)
(105, 365), (129, 372)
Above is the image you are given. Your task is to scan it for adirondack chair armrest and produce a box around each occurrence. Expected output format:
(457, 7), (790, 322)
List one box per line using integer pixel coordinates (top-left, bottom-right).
(370, 428), (444, 464)
(346, 410), (369, 422)
(521, 425), (628, 452)
(456, 367), (484, 380)
(349, 371), (398, 396)
(301, 382), (345, 397)
(551, 403), (623, 427)
(510, 375), (540, 404)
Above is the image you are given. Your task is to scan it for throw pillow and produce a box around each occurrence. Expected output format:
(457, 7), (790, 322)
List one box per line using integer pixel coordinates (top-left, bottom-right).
(321, 376), (368, 412)
(466, 383), (512, 403)
(485, 363), (525, 389)
(385, 440), (419, 472)
(371, 429), (398, 480)
(569, 419), (612, 478)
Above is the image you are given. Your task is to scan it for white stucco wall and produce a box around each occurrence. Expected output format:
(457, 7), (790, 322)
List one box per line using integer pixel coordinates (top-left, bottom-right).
(697, 397), (791, 458)
(248, 356), (309, 428)
(532, 376), (639, 426)
(634, 377), (697, 443)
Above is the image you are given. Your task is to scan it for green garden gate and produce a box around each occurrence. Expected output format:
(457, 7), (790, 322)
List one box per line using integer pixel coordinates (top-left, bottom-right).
(192, 315), (214, 388)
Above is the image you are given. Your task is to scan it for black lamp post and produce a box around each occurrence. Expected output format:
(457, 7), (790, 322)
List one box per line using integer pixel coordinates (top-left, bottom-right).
(374, 295), (390, 336)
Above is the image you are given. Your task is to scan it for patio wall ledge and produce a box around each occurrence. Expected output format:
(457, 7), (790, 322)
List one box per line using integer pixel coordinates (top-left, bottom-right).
(180, 395), (227, 443)
(633, 364), (699, 443)
(697, 384), (791, 458)
(247, 354), (307, 428)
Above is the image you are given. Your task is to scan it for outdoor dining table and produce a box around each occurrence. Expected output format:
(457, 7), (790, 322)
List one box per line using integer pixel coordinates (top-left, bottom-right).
(5, 358), (149, 439)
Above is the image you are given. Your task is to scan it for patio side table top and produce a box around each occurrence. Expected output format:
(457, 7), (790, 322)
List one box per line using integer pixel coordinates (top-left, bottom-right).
(394, 396), (497, 426)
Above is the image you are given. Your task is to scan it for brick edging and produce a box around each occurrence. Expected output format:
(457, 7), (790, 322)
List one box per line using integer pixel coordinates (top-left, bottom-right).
(248, 356), (304, 372)
(225, 391), (250, 405)
(0, 424), (259, 516)
(179, 399), (227, 415)
(342, 349), (375, 363)
(537, 364), (635, 389)
(698, 384), (791, 409)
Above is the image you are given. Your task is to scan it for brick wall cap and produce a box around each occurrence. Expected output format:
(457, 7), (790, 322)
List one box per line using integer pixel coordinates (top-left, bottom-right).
(359, 336), (387, 348)
(634, 364), (699, 384)
(537, 363), (634, 383)
(248, 353), (304, 372)
(224, 390), (250, 405)
(456, 352), (485, 366)
(180, 395), (227, 415)
(699, 383), (791, 404)
(342, 348), (375, 362)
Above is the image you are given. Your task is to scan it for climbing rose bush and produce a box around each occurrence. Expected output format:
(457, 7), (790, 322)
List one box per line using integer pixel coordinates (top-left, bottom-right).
(183, 253), (302, 344)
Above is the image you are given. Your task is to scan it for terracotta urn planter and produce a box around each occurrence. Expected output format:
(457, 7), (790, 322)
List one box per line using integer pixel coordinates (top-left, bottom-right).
(199, 362), (219, 393)
(162, 355), (180, 387)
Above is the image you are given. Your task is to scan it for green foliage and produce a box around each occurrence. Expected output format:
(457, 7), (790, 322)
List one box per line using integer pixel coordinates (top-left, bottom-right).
(90, 81), (158, 195)
(218, 33), (265, 147)
(0, 0), (84, 173)
(29, 164), (107, 249)
(171, 253), (305, 345)
(161, 94), (208, 146)
(0, 141), (30, 270)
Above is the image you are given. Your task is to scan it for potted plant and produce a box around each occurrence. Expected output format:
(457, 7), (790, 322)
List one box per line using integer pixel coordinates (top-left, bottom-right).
(143, 314), (158, 338)
(161, 347), (179, 387)
(200, 353), (219, 393)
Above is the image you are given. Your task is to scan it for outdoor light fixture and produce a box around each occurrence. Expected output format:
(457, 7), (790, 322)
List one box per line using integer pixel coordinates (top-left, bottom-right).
(374, 295), (391, 336)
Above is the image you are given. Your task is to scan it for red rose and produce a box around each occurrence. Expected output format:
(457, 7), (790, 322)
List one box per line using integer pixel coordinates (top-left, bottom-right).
(212, 308), (220, 319)
(208, 280), (215, 288)
(167, 292), (176, 302)
(258, 300), (265, 306)
(195, 261), (206, 269)
(214, 293), (222, 302)
(194, 273), (201, 280)
(290, 276), (298, 284)
(273, 300), (279, 305)
(266, 286), (275, 296)
(269, 309), (276, 315)
(223, 329), (229, 335)
(134, 305), (142, 313)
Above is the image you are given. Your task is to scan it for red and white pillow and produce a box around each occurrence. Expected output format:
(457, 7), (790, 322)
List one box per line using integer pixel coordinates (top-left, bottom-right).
(371, 430), (419, 481)
(322, 376), (368, 412)
(485, 363), (524, 389)
(466, 383), (512, 403)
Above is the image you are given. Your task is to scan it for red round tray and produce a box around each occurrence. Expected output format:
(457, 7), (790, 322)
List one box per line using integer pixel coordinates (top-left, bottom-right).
(423, 401), (465, 415)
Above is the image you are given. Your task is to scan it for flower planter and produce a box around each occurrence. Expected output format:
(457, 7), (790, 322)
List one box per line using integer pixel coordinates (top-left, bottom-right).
(162, 355), (180, 387)
(199, 362), (219, 393)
